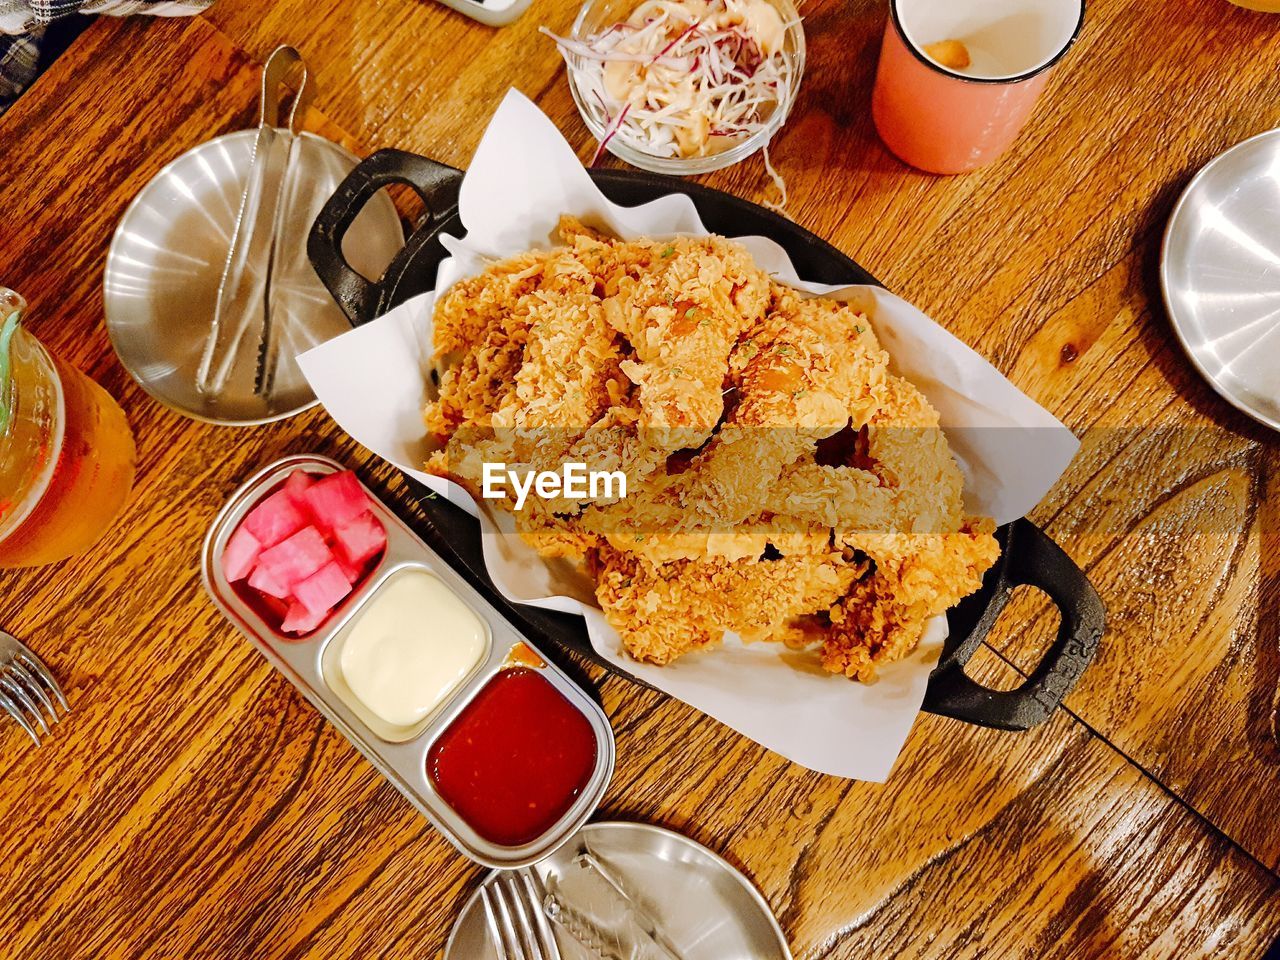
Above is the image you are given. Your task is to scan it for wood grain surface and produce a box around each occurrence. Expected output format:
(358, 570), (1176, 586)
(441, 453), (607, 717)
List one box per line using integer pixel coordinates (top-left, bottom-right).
(1, 1), (1279, 957)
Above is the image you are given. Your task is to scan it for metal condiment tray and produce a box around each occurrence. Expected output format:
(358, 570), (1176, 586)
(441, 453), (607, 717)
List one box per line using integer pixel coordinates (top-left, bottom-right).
(201, 454), (616, 869)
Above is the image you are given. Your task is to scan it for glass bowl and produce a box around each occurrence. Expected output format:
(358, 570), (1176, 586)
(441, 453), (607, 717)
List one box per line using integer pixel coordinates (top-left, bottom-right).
(563, 0), (806, 176)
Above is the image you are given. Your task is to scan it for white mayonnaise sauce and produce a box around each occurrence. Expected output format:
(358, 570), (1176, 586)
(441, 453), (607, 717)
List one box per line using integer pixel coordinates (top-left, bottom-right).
(338, 570), (486, 729)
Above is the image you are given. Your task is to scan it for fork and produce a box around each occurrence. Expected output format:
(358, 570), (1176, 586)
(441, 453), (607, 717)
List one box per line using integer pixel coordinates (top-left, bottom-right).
(481, 868), (563, 960)
(0, 631), (69, 746)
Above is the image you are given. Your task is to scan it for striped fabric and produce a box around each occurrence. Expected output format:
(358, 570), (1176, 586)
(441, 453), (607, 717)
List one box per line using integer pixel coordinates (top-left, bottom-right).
(0, 0), (210, 113)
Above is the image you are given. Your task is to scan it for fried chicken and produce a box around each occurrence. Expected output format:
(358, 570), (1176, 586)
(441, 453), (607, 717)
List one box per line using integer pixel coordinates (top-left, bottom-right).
(588, 542), (857, 663)
(423, 223), (1001, 680)
(578, 281), (891, 551)
(600, 233), (769, 451)
(822, 518), (1001, 680)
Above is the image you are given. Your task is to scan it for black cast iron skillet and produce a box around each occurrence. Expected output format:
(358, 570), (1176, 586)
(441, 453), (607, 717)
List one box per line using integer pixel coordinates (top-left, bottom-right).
(308, 148), (1105, 732)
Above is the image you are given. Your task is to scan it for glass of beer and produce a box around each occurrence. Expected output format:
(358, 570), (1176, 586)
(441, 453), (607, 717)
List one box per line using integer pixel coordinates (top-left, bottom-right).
(0, 288), (137, 568)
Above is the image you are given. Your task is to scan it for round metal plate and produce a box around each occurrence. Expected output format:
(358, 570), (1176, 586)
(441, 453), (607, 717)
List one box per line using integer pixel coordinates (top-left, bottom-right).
(1162, 128), (1280, 432)
(104, 131), (403, 425)
(445, 821), (792, 960)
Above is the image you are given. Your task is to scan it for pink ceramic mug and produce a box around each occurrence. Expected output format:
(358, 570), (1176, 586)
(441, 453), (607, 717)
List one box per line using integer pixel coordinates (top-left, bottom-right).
(872, 0), (1085, 175)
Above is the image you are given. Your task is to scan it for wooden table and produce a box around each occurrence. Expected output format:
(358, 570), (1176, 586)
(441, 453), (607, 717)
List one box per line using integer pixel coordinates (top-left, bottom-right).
(2, 2), (1279, 957)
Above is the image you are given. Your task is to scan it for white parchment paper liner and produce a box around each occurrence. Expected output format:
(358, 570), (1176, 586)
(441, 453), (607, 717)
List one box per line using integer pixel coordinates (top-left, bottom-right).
(299, 90), (1078, 781)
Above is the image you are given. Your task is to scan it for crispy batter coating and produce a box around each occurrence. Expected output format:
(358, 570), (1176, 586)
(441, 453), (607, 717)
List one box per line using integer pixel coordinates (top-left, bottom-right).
(601, 232), (769, 449)
(424, 222), (1001, 680)
(823, 518), (1001, 680)
(588, 542), (857, 663)
(580, 281), (891, 547)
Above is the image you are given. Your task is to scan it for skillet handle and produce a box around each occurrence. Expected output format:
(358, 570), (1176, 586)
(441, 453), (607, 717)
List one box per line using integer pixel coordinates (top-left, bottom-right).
(307, 148), (463, 325)
(923, 518), (1104, 730)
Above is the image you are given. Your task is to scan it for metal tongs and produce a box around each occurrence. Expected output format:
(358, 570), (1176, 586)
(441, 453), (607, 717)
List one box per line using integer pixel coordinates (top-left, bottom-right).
(568, 848), (685, 960)
(195, 45), (311, 400)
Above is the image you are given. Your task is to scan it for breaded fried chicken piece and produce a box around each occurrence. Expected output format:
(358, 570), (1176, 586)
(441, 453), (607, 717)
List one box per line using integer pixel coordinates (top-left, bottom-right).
(580, 285), (889, 552)
(822, 518), (1000, 680)
(771, 463), (895, 532)
(427, 219), (627, 446)
(426, 223), (628, 509)
(558, 401), (667, 507)
(770, 374), (965, 537)
(589, 542), (856, 663)
(426, 251), (544, 437)
(503, 256), (619, 433)
(862, 374), (966, 535)
(601, 235), (769, 450)
(658, 285), (888, 527)
(603, 520), (837, 567)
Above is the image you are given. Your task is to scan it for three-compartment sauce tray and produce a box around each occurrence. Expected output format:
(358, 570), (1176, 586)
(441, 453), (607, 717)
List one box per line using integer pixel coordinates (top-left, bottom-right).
(202, 454), (615, 868)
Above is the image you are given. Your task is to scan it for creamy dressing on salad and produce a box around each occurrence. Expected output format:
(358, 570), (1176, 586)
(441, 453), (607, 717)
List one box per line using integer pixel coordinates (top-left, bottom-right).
(544, 0), (798, 160)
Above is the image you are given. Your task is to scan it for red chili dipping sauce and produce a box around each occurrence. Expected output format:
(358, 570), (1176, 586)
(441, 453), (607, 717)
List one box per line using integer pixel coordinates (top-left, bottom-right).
(427, 667), (598, 847)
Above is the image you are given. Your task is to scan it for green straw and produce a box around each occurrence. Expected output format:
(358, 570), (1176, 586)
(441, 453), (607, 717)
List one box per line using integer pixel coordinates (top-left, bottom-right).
(0, 301), (21, 436)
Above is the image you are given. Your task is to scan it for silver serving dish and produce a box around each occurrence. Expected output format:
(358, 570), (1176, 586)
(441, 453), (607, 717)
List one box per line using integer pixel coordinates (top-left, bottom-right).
(446, 821), (792, 959)
(104, 132), (403, 425)
(201, 454), (616, 868)
(1162, 128), (1280, 432)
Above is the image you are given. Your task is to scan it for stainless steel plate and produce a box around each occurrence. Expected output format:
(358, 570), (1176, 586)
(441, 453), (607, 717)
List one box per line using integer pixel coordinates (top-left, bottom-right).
(1162, 128), (1280, 432)
(446, 821), (792, 960)
(104, 131), (403, 425)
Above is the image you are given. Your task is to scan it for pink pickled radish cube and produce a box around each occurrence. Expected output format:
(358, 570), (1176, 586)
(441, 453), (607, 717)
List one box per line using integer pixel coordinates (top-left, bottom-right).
(283, 470), (316, 509)
(330, 511), (387, 570)
(248, 561), (291, 600)
(292, 561), (353, 616)
(335, 557), (361, 584)
(301, 471), (370, 528)
(242, 490), (307, 549)
(222, 526), (261, 582)
(280, 600), (328, 635)
(256, 526), (333, 589)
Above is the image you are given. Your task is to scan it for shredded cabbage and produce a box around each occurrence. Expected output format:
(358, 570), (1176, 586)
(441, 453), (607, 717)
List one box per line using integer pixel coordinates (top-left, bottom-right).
(543, 0), (800, 162)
